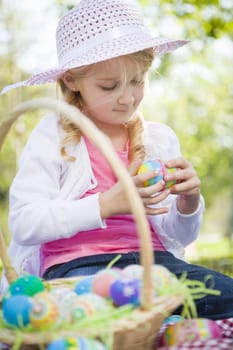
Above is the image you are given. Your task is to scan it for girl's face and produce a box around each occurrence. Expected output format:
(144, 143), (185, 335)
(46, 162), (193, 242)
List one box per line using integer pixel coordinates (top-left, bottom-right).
(68, 56), (147, 129)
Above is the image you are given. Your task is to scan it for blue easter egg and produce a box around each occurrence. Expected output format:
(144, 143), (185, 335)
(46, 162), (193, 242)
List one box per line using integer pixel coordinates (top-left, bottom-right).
(47, 337), (107, 350)
(3, 294), (33, 327)
(46, 339), (66, 350)
(74, 276), (94, 295)
(164, 314), (184, 324)
(110, 277), (141, 306)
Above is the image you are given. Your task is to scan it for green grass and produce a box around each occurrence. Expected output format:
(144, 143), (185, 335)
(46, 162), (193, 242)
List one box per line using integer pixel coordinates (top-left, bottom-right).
(190, 238), (233, 278)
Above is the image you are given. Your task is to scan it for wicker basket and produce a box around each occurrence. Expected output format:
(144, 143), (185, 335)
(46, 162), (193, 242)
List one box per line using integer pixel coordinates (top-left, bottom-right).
(0, 98), (183, 349)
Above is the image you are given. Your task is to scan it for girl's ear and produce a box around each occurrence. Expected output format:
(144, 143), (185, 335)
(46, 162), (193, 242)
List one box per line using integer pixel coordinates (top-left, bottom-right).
(62, 72), (77, 91)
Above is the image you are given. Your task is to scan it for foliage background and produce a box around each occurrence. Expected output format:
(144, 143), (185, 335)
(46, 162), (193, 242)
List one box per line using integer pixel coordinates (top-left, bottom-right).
(0, 0), (232, 269)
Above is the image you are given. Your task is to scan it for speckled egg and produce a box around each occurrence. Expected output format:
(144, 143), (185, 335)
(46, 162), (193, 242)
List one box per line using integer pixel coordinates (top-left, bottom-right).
(50, 287), (73, 302)
(83, 293), (108, 310)
(3, 294), (33, 327)
(123, 264), (143, 279)
(160, 318), (222, 345)
(30, 292), (59, 328)
(58, 290), (78, 322)
(92, 268), (123, 298)
(9, 275), (45, 297)
(151, 265), (173, 292)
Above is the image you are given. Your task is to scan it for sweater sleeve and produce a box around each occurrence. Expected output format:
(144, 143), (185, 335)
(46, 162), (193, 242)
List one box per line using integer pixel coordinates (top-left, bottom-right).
(144, 121), (205, 247)
(161, 195), (205, 246)
(9, 116), (105, 246)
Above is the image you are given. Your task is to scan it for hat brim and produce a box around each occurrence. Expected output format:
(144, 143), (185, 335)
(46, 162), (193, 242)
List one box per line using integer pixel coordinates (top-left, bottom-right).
(1, 36), (188, 94)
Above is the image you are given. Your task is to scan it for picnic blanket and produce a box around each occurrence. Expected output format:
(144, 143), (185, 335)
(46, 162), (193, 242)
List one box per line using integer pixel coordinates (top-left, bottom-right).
(156, 318), (233, 350)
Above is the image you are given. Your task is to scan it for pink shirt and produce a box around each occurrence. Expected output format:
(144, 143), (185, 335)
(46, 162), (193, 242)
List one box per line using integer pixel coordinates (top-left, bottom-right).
(41, 136), (164, 273)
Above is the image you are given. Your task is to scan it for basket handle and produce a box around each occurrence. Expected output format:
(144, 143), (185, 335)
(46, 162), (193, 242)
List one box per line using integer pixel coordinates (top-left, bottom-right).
(0, 98), (154, 310)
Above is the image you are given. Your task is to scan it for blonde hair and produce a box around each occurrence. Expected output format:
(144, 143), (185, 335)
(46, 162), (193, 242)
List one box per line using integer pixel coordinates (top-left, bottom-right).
(58, 48), (154, 162)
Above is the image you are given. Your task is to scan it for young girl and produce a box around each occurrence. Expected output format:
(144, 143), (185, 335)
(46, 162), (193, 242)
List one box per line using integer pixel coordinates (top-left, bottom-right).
(1, 0), (233, 320)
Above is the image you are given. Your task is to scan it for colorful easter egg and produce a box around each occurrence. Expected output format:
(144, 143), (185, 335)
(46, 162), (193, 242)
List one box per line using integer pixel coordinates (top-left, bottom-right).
(74, 276), (94, 295)
(30, 292), (59, 328)
(60, 290), (78, 307)
(50, 287), (73, 302)
(137, 159), (176, 188)
(123, 264), (143, 279)
(83, 293), (108, 310)
(3, 294), (33, 327)
(9, 275), (45, 296)
(47, 336), (106, 350)
(110, 277), (141, 306)
(70, 293), (108, 322)
(151, 264), (174, 293)
(92, 268), (123, 298)
(58, 290), (78, 322)
(161, 318), (221, 345)
(71, 298), (95, 321)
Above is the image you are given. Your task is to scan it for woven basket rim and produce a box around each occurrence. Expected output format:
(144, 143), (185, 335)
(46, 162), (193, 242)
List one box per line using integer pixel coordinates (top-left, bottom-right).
(0, 295), (183, 345)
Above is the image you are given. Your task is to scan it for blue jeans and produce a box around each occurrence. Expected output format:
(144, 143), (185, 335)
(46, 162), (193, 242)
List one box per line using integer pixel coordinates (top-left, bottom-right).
(43, 251), (233, 320)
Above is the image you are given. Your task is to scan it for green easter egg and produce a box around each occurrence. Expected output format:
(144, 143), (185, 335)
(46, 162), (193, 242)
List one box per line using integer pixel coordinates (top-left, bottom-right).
(9, 275), (45, 297)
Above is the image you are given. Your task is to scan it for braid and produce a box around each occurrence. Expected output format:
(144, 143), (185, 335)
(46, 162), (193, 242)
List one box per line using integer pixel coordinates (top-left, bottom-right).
(127, 112), (145, 163)
(58, 79), (83, 162)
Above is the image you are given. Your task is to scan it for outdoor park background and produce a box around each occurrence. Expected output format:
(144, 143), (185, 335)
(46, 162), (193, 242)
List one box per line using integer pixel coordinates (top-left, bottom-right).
(0, 0), (232, 276)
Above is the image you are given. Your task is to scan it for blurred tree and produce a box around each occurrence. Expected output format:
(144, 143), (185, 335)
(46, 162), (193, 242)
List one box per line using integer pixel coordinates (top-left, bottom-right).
(139, 0), (233, 39)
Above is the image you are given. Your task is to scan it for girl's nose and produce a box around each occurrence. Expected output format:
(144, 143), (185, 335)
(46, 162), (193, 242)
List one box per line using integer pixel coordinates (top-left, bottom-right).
(117, 88), (135, 105)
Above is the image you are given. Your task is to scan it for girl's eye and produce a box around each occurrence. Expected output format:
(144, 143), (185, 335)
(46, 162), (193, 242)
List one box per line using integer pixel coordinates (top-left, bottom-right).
(100, 84), (118, 91)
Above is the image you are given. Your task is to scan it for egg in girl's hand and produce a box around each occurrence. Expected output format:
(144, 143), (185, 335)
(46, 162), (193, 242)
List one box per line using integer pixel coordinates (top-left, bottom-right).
(110, 277), (141, 306)
(3, 294), (33, 327)
(92, 268), (124, 298)
(137, 159), (177, 189)
(46, 336), (107, 350)
(160, 318), (222, 346)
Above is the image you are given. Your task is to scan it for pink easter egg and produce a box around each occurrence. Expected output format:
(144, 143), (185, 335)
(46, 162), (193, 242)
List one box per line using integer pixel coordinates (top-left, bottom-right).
(161, 318), (221, 346)
(92, 268), (123, 298)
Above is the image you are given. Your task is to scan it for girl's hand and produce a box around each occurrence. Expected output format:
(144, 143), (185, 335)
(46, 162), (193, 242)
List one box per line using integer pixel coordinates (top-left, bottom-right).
(164, 157), (201, 214)
(99, 161), (170, 219)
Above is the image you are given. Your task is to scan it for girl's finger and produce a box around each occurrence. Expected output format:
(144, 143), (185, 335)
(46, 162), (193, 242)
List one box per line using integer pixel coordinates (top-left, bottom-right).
(142, 189), (170, 205)
(145, 206), (169, 215)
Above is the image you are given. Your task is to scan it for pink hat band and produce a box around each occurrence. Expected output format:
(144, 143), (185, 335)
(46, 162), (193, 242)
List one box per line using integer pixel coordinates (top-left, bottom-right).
(1, 0), (188, 94)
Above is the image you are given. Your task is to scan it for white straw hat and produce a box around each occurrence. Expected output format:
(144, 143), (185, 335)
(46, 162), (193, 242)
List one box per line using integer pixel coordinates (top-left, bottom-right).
(1, 0), (188, 94)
